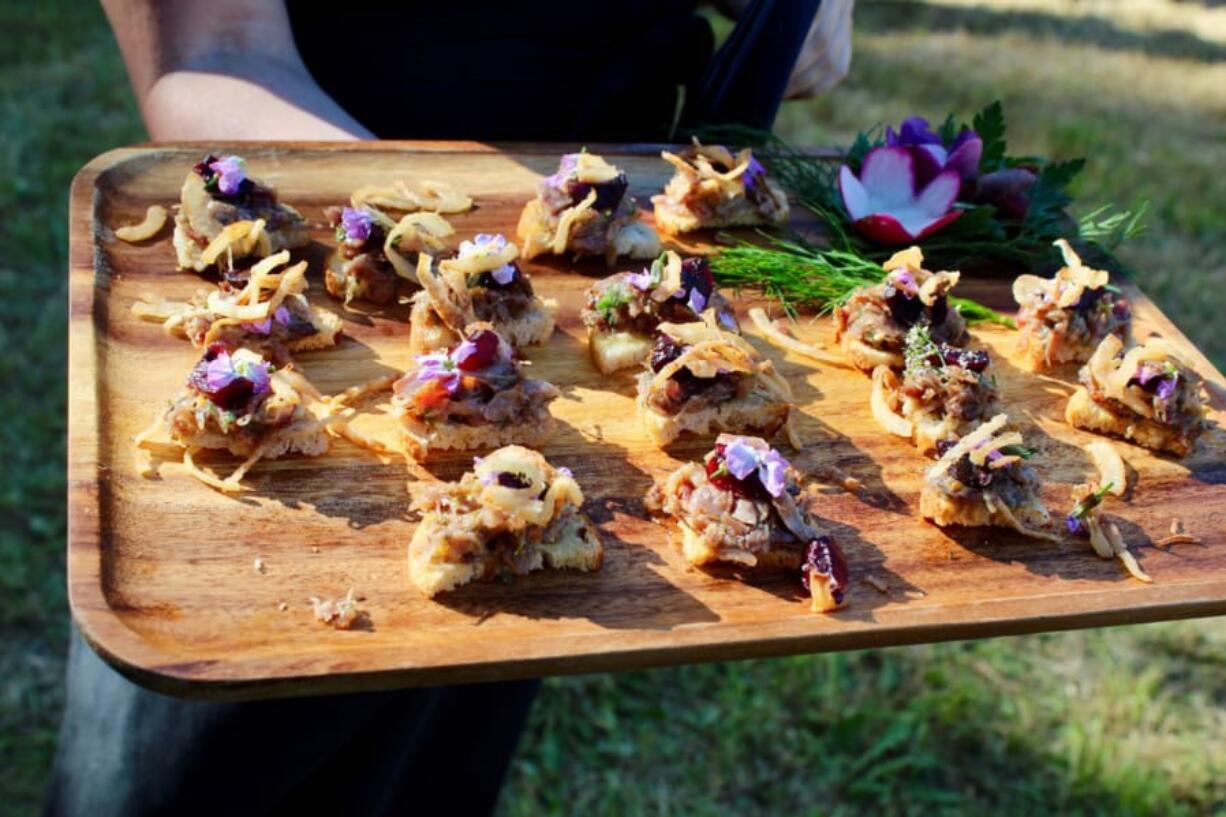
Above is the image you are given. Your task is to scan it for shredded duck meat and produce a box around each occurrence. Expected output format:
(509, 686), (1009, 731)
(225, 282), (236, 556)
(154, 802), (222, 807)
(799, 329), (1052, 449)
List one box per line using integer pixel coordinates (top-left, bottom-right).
(1014, 239), (1132, 368)
(835, 247), (968, 370)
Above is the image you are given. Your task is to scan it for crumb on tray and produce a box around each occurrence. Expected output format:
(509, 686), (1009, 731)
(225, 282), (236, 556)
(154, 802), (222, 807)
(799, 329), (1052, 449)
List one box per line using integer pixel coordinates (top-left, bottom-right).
(310, 588), (362, 629)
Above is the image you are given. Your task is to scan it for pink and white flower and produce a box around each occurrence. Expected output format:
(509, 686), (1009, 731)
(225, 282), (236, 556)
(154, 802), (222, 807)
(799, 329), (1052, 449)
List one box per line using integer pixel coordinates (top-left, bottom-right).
(838, 146), (963, 244)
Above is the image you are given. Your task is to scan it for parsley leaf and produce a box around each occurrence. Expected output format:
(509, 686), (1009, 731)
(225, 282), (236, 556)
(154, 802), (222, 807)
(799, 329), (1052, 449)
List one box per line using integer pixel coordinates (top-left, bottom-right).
(973, 100), (1008, 171)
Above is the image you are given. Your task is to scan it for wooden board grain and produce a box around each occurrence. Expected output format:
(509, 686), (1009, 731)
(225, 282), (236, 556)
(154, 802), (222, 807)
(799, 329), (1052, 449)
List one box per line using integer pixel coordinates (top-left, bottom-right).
(68, 142), (1226, 700)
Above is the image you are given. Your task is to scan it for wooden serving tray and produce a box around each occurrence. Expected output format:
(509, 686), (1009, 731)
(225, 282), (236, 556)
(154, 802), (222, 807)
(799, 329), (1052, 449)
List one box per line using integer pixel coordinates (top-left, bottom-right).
(69, 142), (1226, 700)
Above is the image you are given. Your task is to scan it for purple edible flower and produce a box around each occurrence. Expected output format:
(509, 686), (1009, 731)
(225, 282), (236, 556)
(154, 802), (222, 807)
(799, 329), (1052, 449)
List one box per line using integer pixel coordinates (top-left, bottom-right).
(687, 286), (708, 314)
(1155, 377), (1177, 402)
(414, 352), (460, 393)
(717, 309), (739, 331)
(557, 467), (573, 479)
(340, 207), (373, 243)
(884, 116), (983, 188)
(542, 153), (580, 190)
(887, 267), (919, 296)
(723, 437), (789, 498)
(242, 305), (292, 335)
(742, 153), (767, 192)
(205, 348), (270, 397)
(1066, 515), (1087, 537)
(458, 233), (508, 259)
(207, 155), (247, 196)
(489, 264), (517, 285)
(628, 267), (656, 292)
(1133, 362), (1162, 387)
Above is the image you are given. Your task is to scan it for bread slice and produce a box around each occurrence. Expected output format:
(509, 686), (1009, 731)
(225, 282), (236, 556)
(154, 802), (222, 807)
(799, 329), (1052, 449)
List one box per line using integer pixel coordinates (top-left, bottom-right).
(400, 415), (558, 460)
(678, 522), (804, 569)
(637, 385), (790, 447)
(1065, 387), (1197, 457)
(285, 307), (344, 352)
(173, 418), (329, 460)
(410, 509), (602, 597)
(840, 334), (903, 373)
(589, 329), (654, 374)
(919, 486), (1052, 531)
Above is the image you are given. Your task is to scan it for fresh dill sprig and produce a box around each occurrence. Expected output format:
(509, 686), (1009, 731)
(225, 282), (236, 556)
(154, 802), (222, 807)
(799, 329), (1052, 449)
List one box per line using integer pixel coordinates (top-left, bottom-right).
(701, 104), (1138, 329)
(709, 240), (882, 317)
(710, 235), (1015, 327)
(1077, 202), (1149, 250)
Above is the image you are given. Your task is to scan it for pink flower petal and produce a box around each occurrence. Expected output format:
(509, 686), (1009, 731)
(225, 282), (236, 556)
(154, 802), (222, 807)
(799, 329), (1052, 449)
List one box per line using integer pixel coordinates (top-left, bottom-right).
(852, 214), (919, 244)
(914, 209), (963, 239)
(857, 147), (917, 209)
(838, 165), (871, 222)
(911, 146), (946, 189)
(945, 138), (982, 182)
(918, 143), (948, 166)
(913, 169), (962, 219)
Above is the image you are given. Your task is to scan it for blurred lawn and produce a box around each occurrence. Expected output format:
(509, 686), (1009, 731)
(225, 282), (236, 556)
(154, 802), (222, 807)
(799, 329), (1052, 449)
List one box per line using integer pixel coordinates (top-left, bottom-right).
(2, 1), (1224, 815)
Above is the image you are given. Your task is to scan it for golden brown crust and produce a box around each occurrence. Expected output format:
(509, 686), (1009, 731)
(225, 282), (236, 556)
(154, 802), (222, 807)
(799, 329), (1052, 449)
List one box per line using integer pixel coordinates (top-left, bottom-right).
(637, 389), (791, 447)
(1065, 387), (1198, 457)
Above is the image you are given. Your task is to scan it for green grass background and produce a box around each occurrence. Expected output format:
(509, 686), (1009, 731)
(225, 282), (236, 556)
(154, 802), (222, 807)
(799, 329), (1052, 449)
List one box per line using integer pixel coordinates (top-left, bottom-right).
(2, 1), (1224, 814)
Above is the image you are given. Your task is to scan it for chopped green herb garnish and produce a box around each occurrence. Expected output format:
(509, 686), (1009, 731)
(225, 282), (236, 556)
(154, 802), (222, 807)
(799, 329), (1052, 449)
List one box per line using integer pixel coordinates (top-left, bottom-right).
(595, 284), (632, 325)
(1071, 482), (1114, 520)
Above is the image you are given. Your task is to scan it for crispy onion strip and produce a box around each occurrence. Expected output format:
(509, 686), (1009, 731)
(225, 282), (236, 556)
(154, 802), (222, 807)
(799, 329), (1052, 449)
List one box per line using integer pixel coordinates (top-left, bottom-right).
(984, 493), (1063, 543)
(385, 213), (455, 280)
(1086, 441), (1128, 497)
(182, 445), (267, 493)
(748, 308), (843, 367)
(1105, 520), (1153, 583)
(200, 219), (269, 267)
(114, 205), (168, 242)
(550, 189), (597, 255)
(871, 366), (913, 439)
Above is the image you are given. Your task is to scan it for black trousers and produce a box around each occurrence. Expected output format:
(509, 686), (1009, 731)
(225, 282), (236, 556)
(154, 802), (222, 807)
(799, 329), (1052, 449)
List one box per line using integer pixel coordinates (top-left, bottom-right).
(44, 627), (538, 817)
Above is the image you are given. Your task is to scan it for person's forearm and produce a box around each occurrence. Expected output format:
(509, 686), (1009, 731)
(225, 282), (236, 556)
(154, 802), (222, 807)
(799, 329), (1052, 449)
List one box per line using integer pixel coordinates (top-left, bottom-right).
(144, 58), (374, 141)
(102, 0), (372, 141)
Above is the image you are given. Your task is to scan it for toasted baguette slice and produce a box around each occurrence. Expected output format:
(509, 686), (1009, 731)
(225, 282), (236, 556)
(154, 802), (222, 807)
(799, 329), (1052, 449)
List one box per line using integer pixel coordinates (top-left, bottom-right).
(589, 329), (654, 374)
(400, 415), (558, 460)
(678, 522), (804, 569)
(174, 418), (330, 460)
(287, 307), (344, 352)
(637, 386), (790, 447)
(1065, 387), (1197, 457)
(920, 489), (1025, 529)
(407, 447), (601, 597)
(410, 510), (602, 597)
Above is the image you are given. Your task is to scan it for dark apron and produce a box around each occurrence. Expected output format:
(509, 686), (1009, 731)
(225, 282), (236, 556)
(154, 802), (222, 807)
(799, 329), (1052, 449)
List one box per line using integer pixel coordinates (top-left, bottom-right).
(288, 0), (822, 140)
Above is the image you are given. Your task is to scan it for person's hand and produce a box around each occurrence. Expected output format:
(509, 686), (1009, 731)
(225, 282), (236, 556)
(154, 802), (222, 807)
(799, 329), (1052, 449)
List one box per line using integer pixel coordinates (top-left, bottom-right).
(785, 0), (855, 99)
